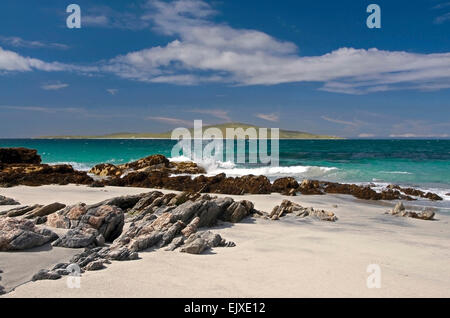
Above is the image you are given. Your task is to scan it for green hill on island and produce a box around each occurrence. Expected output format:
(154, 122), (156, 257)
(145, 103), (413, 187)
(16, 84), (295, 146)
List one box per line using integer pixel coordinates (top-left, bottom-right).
(38, 122), (342, 139)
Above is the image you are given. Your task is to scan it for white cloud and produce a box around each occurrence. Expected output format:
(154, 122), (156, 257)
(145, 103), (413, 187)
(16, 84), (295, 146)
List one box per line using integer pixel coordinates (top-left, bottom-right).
(82, 6), (151, 30)
(321, 116), (363, 127)
(255, 113), (279, 122)
(106, 88), (118, 95)
(0, 46), (67, 72)
(146, 116), (193, 126)
(434, 12), (450, 24)
(0, 36), (69, 50)
(41, 82), (69, 90)
(0, 0), (450, 95)
(102, 0), (450, 94)
(389, 133), (449, 138)
(187, 109), (231, 121)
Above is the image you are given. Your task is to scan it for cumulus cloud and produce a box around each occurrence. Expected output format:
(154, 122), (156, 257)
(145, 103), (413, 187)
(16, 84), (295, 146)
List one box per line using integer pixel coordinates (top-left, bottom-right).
(102, 0), (450, 94)
(1, 0), (450, 95)
(0, 36), (69, 50)
(255, 113), (279, 122)
(0, 46), (67, 72)
(41, 82), (69, 90)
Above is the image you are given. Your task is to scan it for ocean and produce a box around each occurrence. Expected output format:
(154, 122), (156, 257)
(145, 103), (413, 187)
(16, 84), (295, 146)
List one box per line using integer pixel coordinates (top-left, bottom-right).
(1, 139), (449, 210)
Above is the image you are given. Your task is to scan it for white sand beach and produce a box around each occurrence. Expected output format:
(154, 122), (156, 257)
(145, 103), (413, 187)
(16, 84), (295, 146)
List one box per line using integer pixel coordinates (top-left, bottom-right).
(1, 185), (449, 298)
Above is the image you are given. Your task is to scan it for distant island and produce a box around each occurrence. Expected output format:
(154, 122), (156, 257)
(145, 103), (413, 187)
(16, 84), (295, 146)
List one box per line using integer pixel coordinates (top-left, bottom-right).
(37, 122), (342, 139)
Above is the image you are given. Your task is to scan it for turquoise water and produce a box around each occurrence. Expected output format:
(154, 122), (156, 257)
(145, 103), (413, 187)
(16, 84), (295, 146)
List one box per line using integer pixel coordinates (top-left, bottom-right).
(1, 139), (449, 207)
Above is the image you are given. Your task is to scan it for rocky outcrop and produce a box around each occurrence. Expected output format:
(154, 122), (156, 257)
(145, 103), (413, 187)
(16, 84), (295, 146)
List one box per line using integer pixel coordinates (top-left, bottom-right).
(0, 148), (41, 164)
(88, 154), (205, 178)
(107, 172), (272, 195)
(0, 195), (20, 206)
(46, 203), (124, 242)
(0, 218), (58, 251)
(180, 231), (233, 254)
(271, 177), (299, 196)
(109, 192), (244, 256)
(387, 185), (443, 201)
(0, 163), (93, 187)
(269, 199), (337, 221)
(387, 202), (435, 220)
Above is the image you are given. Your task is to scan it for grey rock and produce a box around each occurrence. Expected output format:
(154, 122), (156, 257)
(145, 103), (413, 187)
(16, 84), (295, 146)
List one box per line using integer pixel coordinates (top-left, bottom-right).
(52, 226), (98, 248)
(5, 204), (42, 217)
(180, 237), (207, 254)
(165, 236), (184, 251)
(85, 260), (105, 271)
(392, 202), (405, 215)
(108, 247), (139, 261)
(159, 220), (185, 247)
(31, 202), (66, 217)
(32, 269), (61, 281)
(0, 195), (20, 206)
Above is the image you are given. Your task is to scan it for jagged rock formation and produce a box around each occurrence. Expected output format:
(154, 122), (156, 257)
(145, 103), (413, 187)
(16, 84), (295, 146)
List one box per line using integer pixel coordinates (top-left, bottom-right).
(387, 202), (435, 220)
(0, 218), (58, 251)
(269, 199), (337, 221)
(89, 154), (205, 177)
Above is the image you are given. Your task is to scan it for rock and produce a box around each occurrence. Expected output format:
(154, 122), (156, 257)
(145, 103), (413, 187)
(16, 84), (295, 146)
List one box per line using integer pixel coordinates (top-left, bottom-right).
(299, 179), (323, 195)
(89, 154), (205, 178)
(221, 200), (254, 223)
(269, 200), (337, 222)
(32, 269), (61, 281)
(108, 247), (139, 261)
(46, 204), (124, 242)
(0, 148), (41, 164)
(180, 231), (230, 254)
(271, 177), (299, 195)
(0, 163), (93, 187)
(82, 205), (124, 241)
(180, 237), (206, 254)
(89, 163), (122, 177)
(52, 226), (98, 248)
(165, 236), (184, 251)
(84, 260), (105, 271)
(0, 218), (58, 251)
(181, 216), (200, 238)
(30, 202), (66, 217)
(95, 234), (106, 246)
(0, 195), (20, 206)
(4, 204), (42, 217)
(128, 191), (164, 214)
(392, 202), (405, 215)
(417, 209), (435, 220)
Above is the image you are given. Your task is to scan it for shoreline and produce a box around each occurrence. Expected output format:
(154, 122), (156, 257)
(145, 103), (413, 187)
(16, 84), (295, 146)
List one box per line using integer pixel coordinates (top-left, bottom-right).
(1, 184), (450, 298)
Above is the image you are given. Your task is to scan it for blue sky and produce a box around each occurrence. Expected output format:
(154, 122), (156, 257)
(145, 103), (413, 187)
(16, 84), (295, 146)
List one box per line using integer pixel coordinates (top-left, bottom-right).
(0, 0), (449, 138)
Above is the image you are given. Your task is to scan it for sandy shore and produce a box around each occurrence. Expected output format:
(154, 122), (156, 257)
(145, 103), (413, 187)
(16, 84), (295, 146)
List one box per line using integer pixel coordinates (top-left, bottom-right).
(1, 185), (449, 297)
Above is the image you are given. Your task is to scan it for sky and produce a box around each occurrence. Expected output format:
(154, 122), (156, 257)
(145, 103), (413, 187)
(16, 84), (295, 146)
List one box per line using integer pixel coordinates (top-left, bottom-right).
(0, 0), (449, 138)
